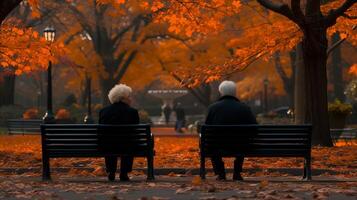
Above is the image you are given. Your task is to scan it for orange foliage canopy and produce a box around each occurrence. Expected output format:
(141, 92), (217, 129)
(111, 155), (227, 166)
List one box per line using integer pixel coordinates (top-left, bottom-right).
(0, 25), (65, 75)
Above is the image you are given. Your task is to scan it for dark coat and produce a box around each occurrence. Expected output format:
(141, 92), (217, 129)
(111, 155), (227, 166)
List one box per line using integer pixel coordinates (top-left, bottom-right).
(99, 101), (139, 125)
(174, 106), (186, 121)
(205, 96), (257, 125)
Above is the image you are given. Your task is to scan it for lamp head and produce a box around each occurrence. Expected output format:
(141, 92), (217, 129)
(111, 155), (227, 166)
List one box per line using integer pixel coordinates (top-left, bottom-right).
(43, 26), (56, 42)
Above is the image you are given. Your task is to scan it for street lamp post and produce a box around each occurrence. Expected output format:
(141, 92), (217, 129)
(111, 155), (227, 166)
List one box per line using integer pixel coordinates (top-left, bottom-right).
(263, 78), (269, 113)
(84, 73), (94, 124)
(79, 34), (94, 124)
(42, 26), (56, 124)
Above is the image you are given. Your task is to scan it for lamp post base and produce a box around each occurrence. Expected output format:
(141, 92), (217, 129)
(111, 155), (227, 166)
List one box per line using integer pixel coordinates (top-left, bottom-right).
(84, 115), (94, 124)
(43, 112), (56, 124)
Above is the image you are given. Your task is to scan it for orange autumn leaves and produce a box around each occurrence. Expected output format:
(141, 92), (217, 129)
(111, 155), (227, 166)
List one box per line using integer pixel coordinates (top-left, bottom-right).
(0, 135), (356, 178)
(0, 25), (65, 75)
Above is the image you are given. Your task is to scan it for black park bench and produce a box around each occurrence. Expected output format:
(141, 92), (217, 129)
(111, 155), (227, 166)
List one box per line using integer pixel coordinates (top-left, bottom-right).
(199, 125), (312, 180)
(41, 124), (154, 181)
(7, 119), (42, 135)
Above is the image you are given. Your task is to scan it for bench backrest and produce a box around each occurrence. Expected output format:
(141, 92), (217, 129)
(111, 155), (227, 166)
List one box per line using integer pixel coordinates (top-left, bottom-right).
(200, 125), (312, 157)
(8, 119), (42, 134)
(41, 124), (152, 158)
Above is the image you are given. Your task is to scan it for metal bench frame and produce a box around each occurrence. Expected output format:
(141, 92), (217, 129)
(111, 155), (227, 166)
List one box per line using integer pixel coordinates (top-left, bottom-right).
(199, 124), (312, 180)
(41, 124), (155, 181)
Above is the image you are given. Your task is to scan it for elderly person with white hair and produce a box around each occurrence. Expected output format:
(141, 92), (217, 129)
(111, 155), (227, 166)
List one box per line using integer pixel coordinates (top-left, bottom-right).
(99, 84), (139, 182)
(205, 80), (257, 181)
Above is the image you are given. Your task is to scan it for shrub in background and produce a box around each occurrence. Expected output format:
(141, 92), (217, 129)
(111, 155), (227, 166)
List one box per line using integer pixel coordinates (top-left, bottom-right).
(328, 100), (352, 115)
(139, 110), (152, 124)
(23, 108), (39, 119)
(55, 108), (75, 124)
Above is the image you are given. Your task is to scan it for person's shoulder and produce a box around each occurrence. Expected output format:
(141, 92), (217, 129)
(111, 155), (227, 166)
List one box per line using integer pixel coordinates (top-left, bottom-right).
(128, 106), (139, 113)
(207, 100), (222, 111)
(236, 101), (253, 111)
(99, 104), (112, 113)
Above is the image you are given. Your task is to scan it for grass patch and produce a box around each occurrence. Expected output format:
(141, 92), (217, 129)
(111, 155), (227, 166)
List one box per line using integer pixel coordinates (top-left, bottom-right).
(0, 127), (7, 135)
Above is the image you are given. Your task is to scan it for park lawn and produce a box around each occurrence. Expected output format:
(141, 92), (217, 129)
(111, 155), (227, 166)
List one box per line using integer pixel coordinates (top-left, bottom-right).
(0, 127), (7, 135)
(0, 135), (356, 177)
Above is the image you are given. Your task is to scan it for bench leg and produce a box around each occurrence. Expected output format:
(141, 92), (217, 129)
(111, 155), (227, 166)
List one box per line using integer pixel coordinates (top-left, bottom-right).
(147, 155), (155, 181)
(200, 155), (206, 180)
(42, 155), (51, 181)
(303, 156), (312, 181)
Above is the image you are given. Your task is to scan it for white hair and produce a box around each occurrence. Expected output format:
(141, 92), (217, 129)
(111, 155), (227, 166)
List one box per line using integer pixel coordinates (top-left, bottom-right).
(218, 80), (237, 97)
(108, 84), (132, 104)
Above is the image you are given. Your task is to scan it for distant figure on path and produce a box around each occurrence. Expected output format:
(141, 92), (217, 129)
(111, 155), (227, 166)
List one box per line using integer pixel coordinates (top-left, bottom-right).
(205, 80), (257, 181)
(174, 102), (186, 133)
(162, 103), (172, 125)
(99, 84), (139, 182)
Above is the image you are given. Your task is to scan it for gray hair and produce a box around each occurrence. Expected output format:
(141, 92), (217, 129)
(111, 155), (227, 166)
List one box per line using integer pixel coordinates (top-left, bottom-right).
(108, 84), (132, 104)
(218, 81), (236, 97)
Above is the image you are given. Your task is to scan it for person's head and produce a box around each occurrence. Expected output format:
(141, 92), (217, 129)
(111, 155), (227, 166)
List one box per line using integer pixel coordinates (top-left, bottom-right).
(218, 80), (237, 97)
(108, 84), (133, 105)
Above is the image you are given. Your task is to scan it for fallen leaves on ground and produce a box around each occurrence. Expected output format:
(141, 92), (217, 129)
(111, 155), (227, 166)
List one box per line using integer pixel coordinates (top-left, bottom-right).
(0, 136), (356, 178)
(0, 175), (356, 200)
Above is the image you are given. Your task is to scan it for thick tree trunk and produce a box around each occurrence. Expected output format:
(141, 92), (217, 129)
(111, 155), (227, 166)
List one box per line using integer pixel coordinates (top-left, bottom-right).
(330, 32), (345, 101)
(0, 73), (16, 106)
(302, 27), (333, 146)
(294, 43), (306, 124)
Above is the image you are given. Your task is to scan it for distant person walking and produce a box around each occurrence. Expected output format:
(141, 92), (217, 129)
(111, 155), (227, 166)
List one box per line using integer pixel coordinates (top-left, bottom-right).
(162, 104), (172, 125)
(174, 102), (186, 133)
(205, 81), (257, 181)
(99, 84), (139, 182)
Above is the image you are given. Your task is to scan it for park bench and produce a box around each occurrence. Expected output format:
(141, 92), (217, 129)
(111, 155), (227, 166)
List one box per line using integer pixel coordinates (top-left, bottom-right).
(41, 124), (154, 181)
(199, 124), (312, 180)
(330, 128), (356, 145)
(7, 119), (42, 135)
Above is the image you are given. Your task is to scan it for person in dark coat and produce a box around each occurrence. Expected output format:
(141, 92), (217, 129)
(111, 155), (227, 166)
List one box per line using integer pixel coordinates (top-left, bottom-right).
(162, 104), (172, 125)
(174, 102), (186, 133)
(99, 84), (139, 182)
(205, 80), (257, 181)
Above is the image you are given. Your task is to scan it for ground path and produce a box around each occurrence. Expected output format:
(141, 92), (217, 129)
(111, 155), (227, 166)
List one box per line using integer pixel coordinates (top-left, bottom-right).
(0, 175), (356, 199)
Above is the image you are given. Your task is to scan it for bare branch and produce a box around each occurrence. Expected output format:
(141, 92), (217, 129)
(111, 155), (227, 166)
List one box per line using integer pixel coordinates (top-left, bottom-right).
(256, 0), (297, 23)
(325, 0), (357, 27)
(342, 13), (357, 19)
(327, 25), (357, 55)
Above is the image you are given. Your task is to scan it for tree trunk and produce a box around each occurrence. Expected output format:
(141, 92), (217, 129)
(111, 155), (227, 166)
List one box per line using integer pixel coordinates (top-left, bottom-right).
(330, 32), (345, 101)
(0, 73), (16, 106)
(302, 26), (333, 146)
(288, 48), (297, 109)
(294, 43), (306, 124)
(0, 0), (21, 24)
(100, 78), (115, 106)
(80, 79), (88, 107)
(273, 51), (294, 108)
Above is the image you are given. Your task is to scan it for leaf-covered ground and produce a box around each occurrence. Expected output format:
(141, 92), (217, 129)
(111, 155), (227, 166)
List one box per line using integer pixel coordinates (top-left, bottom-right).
(0, 135), (356, 199)
(0, 135), (356, 178)
(0, 175), (356, 200)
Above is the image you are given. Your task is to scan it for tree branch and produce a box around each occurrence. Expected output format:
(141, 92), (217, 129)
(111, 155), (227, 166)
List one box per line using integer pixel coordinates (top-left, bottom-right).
(327, 25), (357, 55)
(325, 0), (357, 27)
(256, 0), (297, 23)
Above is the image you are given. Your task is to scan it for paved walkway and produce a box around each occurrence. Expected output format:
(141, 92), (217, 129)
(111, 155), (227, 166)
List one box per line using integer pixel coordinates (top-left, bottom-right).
(0, 175), (356, 200)
(152, 127), (198, 136)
